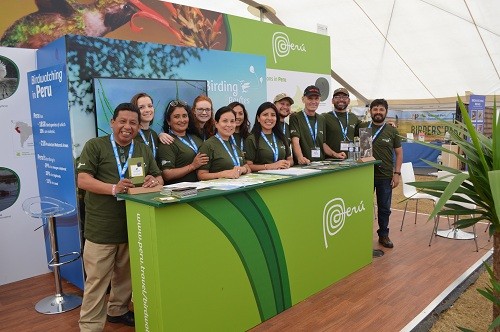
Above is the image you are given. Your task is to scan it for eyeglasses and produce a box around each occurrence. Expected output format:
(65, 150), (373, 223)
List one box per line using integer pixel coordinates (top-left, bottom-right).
(195, 108), (212, 113)
(333, 95), (349, 100)
(169, 100), (187, 107)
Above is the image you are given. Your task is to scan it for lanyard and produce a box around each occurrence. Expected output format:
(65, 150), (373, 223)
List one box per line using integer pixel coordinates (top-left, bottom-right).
(138, 129), (156, 158)
(261, 132), (279, 162)
(302, 111), (318, 146)
(170, 131), (198, 153)
(231, 134), (244, 151)
(368, 122), (386, 142)
(281, 122), (287, 136)
(216, 133), (240, 166)
(331, 111), (349, 141)
(110, 134), (134, 180)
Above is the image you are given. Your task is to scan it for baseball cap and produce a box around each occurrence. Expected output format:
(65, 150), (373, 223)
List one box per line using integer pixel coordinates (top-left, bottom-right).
(333, 87), (349, 97)
(273, 93), (294, 105)
(303, 85), (321, 97)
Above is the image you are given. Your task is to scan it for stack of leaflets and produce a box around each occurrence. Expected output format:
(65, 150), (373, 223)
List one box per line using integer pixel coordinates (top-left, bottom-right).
(170, 186), (198, 198)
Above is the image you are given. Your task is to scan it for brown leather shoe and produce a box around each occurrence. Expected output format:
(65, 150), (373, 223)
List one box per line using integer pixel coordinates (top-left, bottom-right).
(107, 311), (135, 326)
(379, 236), (394, 248)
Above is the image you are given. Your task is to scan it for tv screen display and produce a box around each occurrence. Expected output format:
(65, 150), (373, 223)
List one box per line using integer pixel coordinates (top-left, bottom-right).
(93, 77), (207, 137)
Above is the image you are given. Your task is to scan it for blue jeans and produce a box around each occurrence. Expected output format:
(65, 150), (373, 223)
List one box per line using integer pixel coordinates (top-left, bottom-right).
(374, 178), (393, 237)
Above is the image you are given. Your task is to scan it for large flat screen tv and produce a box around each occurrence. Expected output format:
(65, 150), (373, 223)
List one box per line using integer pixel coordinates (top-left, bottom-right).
(93, 77), (207, 137)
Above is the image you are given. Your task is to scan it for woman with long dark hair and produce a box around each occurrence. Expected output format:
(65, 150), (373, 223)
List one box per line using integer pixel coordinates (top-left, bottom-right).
(227, 101), (250, 152)
(197, 106), (251, 180)
(157, 100), (208, 183)
(245, 102), (293, 171)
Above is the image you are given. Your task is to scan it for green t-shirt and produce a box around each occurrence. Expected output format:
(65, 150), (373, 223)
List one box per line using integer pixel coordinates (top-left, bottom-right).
(324, 111), (361, 152)
(245, 133), (290, 164)
(289, 111), (326, 162)
(198, 135), (245, 173)
(134, 128), (159, 160)
(231, 132), (246, 152)
(77, 135), (161, 244)
(358, 122), (402, 179)
(279, 121), (291, 144)
(157, 134), (203, 183)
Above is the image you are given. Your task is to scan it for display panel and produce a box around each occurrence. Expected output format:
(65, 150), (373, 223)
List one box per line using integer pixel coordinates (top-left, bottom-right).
(93, 77), (207, 136)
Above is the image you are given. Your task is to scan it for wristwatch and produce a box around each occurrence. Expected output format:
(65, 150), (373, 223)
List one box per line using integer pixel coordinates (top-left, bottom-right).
(393, 171), (401, 175)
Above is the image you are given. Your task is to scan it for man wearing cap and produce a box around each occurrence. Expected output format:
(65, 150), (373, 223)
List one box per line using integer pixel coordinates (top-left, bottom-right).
(289, 85), (343, 164)
(273, 92), (294, 143)
(324, 87), (360, 158)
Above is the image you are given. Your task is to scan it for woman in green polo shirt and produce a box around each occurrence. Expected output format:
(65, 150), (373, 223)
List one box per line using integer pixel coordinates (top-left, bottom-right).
(228, 101), (250, 152)
(197, 106), (251, 180)
(245, 102), (293, 172)
(157, 100), (209, 184)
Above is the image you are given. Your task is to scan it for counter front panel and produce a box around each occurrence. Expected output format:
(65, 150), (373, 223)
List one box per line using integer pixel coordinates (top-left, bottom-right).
(125, 164), (374, 331)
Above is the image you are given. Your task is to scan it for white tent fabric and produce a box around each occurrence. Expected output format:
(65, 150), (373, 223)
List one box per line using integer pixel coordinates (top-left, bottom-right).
(170, 0), (500, 103)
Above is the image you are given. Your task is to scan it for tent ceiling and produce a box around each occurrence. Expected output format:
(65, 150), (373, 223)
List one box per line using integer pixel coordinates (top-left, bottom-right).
(170, 0), (500, 103)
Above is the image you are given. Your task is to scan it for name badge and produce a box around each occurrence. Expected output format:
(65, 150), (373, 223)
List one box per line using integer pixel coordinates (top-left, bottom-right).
(340, 141), (349, 151)
(311, 148), (321, 158)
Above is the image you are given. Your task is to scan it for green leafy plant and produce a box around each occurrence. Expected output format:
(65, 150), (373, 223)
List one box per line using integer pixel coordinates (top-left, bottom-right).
(409, 95), (499, 330)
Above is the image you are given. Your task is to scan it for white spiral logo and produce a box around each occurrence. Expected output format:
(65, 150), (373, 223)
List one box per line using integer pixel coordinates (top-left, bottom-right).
(272, 32), (290, 63)
(323, 198), (346, 248)
(323, 198), (366, 249)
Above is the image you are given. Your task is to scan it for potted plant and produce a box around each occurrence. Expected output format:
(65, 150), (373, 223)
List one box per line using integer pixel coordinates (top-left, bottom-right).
(410, 96), (500, 330)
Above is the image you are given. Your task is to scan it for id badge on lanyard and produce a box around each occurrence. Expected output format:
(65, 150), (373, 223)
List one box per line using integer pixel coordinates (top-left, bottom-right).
(311, 148), (321, 158)
(340, 141), (349, 151)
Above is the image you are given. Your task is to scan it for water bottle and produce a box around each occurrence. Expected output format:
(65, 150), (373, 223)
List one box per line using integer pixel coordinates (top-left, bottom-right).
(444, 131), (450, 143)
(437, 154), (442, 165)
(354, 137), (360, 161)
(348, 141), (355, 160)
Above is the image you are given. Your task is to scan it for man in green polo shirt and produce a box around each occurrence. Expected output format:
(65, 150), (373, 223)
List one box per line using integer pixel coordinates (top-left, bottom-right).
(77, 103), (163, 331)
(359, 99), (402, 248)
(324, 87), (360, 157)
(289, 85), (343, 164)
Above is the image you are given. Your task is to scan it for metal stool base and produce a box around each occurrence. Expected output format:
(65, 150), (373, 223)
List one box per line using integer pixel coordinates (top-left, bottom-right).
(436, 228), (476, 240)
(35, 293), (82, 314)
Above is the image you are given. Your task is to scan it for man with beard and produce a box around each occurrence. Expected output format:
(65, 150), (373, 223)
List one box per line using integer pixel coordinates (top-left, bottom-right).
(324, 88), (359, 158)
(359, 99), (402, 249)
(273, 92), (294, 143)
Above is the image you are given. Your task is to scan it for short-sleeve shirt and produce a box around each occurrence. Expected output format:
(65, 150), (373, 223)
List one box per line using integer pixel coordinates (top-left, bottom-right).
(77, 135), (161, 244)
(157, 134), (203, 183)
(134, 128), (159, 160)
(324, 111), (361, 152)
(198, 135), (245, 173)
(358, 122), (402, 179)
(245, 133), (291, 164)
(289, 111), (326, 161)
(231, 132), (246, 152)
(278, 121), (291, 144)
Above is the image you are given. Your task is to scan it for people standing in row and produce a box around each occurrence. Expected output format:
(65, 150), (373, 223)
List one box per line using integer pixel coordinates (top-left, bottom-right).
(324, 88), (358, 158)
(245, 102), (293, 171)
(228, 101), (250, 152)
(77, 103), (163, 331)
(197, 106), (251, 180)
(157, 100), (208, 184)
(191, 95), (216, 141)
(289, 85), (344, 165)
(359, 99), (402, 249)
(273, 92), (294, 143)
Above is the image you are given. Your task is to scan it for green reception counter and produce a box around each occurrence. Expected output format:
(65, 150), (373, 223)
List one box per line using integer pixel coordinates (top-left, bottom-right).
(122, 162), (375, 331)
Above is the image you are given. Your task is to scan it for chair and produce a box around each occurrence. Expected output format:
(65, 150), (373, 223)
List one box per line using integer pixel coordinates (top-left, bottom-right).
(22, 196), (82, 314)
(429, 171), (478, 251)
(400, 162), (439, 231)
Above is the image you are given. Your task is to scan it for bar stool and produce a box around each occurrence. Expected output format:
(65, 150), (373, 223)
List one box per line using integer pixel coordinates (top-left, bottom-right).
(22, 196), (82, 314)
